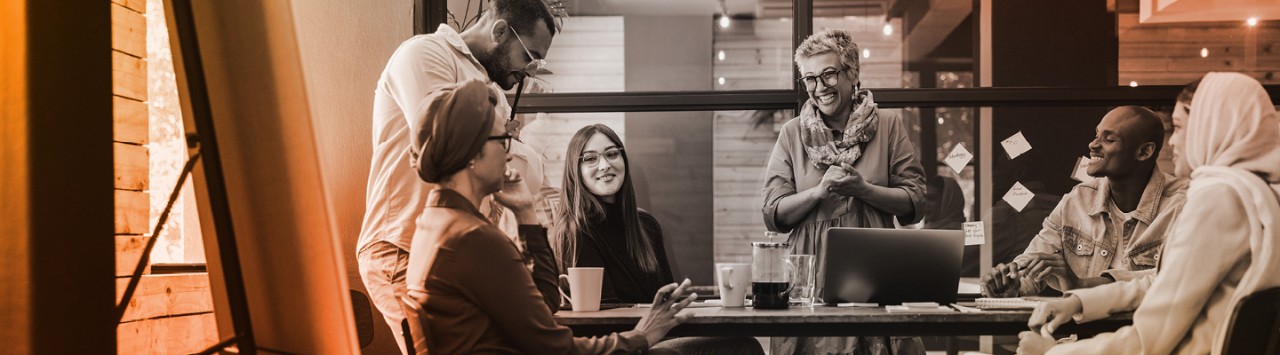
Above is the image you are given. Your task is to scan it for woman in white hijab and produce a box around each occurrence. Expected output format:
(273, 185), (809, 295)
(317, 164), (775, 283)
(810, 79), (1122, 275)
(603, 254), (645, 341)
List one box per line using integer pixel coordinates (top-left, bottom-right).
(1017, 72), (1280, 354)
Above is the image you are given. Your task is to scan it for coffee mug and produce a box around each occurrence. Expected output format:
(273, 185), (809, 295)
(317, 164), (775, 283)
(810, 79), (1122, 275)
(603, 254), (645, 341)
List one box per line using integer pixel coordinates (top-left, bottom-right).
(558, 267), (604, 311)
(715, 263), (751, 307)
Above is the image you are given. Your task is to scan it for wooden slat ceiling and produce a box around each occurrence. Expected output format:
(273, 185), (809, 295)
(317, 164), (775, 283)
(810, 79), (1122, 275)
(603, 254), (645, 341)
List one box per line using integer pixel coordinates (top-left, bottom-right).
(757, 0), (890, 18)
(561, 0), (892, 19)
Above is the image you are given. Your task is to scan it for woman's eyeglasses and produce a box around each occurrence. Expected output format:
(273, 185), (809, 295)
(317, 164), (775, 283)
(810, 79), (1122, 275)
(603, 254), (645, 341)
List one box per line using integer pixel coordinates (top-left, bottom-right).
(579, 147), (624, 167)
(489, 135), (514, 153)
(796, 67), (849, 90)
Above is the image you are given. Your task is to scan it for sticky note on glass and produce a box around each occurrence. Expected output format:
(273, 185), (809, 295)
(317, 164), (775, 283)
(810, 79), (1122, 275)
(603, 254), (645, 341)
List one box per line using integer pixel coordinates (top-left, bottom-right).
(1072, 156), (1096, 183)
(1003, 181), (1035, 212)
(944, 144), (973, 174)
(963, 221), (985, 245)
(1001, 131), (1032, 159)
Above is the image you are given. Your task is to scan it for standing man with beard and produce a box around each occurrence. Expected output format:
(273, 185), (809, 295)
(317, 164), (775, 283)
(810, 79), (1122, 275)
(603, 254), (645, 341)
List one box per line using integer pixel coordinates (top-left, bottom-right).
(981, 106), (1188, 297)
(356, 1), (560, 351)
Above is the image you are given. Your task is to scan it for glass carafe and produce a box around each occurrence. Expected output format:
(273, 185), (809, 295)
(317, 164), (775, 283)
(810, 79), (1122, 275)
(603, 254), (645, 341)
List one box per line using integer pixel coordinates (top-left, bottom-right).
(751, 240), (791, 309)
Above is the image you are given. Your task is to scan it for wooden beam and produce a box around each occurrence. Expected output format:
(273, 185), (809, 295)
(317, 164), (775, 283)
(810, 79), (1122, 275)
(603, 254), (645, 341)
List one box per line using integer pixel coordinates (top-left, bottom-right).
(0, 0), (31, 351)
(5, 0), (115, 352)
(114, 142), (148, 191)
(112, 50), (147, 101)
(116, 273), (213, 323)
(117, 313), (218, 355)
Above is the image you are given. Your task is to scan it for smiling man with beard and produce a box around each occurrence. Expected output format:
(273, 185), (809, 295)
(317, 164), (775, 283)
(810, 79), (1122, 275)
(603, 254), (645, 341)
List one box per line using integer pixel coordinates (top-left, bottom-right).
(356, 1), (560, 352)
(980, 106), (1189, 298)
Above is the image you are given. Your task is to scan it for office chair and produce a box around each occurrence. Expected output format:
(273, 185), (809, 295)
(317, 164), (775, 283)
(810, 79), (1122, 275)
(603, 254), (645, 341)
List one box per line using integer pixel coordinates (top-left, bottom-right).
(350, 290), (375, 348)
(1221, 286), (1280, 355)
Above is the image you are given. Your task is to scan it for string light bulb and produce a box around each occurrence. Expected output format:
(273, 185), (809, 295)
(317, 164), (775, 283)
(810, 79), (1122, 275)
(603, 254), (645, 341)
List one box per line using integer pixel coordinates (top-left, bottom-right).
(883, 23), (893, 36)
(718, 50), (725, 61)
(1129, 81), (1139, 87)
(1248, 17), (1259, 27)
(1201, 48), (1209, 58)
(719, 16), (730, 28)
(862, 48), (871, 58)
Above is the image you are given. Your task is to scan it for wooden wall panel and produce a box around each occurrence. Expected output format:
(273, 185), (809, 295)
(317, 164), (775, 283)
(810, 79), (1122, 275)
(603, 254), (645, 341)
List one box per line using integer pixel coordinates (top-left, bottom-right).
(117, 313), (217, 355)
(112, 50), (147, 101)
(116, 274), (213, 323)
(541, 16), (624, 93)
(111, 0), (144, 13)
(115, 189), (148, 235)
(111, 3), (145, 58)
(114, 142), (148, 191)
(1118, 13), (1280, 85)
(113, 96), (149, 144)
(111, 2), (217, 354)
(116, 234), (151, 277)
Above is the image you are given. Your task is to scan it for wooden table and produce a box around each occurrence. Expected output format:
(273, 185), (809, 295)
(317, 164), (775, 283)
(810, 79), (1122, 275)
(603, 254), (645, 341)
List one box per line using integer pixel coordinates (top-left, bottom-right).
(555, 305), (1132, 337)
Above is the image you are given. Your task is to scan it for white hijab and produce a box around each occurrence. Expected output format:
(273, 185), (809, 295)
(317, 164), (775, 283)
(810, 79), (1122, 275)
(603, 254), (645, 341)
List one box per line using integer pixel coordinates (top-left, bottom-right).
(1186, 72), (1280, 353)
(1183, 72), (1280, 184)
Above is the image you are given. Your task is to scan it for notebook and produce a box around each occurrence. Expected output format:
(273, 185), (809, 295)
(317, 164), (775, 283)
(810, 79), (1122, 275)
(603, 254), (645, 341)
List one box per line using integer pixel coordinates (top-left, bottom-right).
(973, 297), (1052, 310)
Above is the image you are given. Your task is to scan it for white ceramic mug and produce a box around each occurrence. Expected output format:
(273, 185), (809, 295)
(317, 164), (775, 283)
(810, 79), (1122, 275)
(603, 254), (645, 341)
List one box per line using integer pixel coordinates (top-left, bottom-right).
(715, 263), (751, 308)
(558, 267), (604, 311)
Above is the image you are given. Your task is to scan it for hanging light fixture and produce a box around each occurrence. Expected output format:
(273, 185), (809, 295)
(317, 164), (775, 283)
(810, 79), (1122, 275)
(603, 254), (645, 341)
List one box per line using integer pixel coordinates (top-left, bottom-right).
(718, 0), (730, 29)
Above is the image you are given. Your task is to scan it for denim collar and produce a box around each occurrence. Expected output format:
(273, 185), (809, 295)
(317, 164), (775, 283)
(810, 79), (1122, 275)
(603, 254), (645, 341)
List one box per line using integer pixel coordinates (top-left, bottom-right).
(1090, 170), (1170, 224)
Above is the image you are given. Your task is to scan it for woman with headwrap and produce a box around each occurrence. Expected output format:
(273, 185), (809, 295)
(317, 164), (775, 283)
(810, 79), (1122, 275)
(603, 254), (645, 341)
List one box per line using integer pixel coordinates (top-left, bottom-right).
(761, 30), (926, 354)
(400, 79), (697, 354)
(1018, 72), (1280, 354)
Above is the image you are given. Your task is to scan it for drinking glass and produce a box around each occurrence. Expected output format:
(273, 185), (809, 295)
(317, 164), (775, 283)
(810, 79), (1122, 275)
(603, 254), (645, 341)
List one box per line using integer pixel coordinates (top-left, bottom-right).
(789, 254), (815, 307)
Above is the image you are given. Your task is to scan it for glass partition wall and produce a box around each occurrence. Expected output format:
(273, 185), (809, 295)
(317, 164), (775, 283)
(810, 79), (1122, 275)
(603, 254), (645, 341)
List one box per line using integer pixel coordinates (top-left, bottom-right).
(425, 0), (1280, 286)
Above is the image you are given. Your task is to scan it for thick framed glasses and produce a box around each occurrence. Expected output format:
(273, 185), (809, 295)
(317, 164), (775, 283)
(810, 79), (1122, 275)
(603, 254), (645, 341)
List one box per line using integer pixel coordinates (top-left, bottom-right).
(796, 67), (849, 89)
(579, 147), (624, 167)
(508, 26), (547, 74)
(489, 135), (514, 153)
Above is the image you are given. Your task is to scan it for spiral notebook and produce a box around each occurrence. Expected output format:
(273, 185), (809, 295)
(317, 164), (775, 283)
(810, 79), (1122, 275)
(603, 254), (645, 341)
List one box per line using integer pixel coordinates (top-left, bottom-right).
(973, 297), (1050, 310)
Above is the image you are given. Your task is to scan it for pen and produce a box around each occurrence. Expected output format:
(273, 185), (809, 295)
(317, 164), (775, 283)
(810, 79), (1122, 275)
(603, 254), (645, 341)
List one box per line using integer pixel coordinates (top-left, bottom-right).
(1007, 262), (1026, 279)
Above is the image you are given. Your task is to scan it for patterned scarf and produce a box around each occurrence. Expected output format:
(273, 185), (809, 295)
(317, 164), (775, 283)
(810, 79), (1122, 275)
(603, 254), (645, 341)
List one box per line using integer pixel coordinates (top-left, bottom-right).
(799, 89), (879, 170)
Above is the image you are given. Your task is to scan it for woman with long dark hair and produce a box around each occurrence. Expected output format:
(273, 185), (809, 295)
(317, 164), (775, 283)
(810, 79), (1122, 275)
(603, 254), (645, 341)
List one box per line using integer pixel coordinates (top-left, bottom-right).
(552, 124), (765, 355)
(551, 124), (672, 303)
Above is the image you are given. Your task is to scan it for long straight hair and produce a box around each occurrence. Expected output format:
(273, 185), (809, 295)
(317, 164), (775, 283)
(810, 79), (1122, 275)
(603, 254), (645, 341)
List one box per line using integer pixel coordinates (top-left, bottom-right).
(550, 124), (659, 273)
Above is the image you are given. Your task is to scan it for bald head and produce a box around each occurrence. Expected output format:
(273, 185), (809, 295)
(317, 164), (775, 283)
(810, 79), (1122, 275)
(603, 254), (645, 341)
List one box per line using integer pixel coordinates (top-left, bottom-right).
(1104, 106), (1165, 157)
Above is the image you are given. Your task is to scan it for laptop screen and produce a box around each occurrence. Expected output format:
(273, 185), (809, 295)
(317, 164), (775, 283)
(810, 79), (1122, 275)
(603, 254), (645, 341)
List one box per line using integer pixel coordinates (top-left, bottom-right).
(820, 227), (964, 305)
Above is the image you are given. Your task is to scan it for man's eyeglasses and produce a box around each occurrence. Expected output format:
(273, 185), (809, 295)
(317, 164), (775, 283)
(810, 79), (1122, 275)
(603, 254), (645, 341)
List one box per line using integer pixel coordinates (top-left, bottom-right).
(579, 147), (624, 168)
(508, 26), (547, 74)
(507, 26), (546, 145)
(796, 67), (849, 90)
(489, 135), (514, 153)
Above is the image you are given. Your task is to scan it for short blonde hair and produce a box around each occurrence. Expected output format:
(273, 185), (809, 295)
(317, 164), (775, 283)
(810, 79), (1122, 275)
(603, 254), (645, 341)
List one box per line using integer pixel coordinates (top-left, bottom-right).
(794, 29), (860, 80)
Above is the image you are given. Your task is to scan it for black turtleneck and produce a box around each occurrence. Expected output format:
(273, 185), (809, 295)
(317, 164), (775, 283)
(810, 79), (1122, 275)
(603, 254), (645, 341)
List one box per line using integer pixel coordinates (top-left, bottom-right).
(572, 201), (674, 303)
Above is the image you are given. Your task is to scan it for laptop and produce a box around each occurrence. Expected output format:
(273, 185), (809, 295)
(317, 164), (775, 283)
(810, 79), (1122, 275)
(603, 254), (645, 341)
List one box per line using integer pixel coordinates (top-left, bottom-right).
(821, 227), (964, 305)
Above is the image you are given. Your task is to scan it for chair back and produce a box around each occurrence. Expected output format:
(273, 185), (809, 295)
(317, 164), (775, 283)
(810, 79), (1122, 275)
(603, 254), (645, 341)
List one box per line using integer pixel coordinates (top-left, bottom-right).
(349, 290), (375, 348)
(399, 295), (431, 355)
(1222, 286), (1280, 355)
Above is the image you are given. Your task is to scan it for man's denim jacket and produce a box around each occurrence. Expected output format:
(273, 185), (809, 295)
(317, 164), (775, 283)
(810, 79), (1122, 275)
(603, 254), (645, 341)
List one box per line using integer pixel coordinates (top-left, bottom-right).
(1012, 171), (1188, 295)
